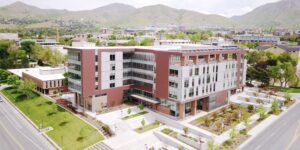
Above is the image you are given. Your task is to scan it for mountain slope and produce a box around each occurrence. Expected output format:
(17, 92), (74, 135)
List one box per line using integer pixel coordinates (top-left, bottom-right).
(0, 2), (237, 28)
(233, 0), (300, 28)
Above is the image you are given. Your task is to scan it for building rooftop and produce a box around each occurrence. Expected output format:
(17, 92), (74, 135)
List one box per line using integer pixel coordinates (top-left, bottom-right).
(8, 66), (66, 81)
(0, 33), (19, 41)
(65, 44), (241, 53)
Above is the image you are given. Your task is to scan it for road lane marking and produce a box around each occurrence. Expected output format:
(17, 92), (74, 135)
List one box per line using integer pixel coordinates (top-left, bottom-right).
(285, 120), (300, 150)
(0, 118), (25, 150)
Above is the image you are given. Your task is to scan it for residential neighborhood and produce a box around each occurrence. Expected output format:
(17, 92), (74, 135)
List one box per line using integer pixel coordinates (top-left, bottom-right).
(0, 0), (300, 150)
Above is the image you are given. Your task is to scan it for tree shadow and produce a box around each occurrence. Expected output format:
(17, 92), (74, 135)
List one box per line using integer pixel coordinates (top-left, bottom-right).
(15, 94), (27, 102)
(45, 101), (53, 105)
(47, 112), (57, 116)
(57, 106), (66, 112)
(76, 136), (85, 142)
(59, 121), (69, 126)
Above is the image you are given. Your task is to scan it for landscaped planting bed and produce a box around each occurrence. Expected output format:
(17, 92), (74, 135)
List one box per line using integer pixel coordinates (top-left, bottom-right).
(190, 104), (255, 135)
(122, 111), (148, 120)
(134, 120), (160, 133)
(161, 128), (200, 149)
(1, 87), (104, 150)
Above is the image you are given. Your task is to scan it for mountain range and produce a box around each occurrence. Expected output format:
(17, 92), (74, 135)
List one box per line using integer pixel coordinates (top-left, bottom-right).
(0, 0), (299, 29)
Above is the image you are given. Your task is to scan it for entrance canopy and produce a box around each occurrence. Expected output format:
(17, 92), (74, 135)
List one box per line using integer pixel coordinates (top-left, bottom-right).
(131, 94), (159, 104)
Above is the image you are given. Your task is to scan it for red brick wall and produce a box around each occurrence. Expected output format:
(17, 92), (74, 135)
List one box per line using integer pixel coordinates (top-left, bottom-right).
(216, 90), (228, 105)
(81, 50), (95, 97)
(157, 105), (171, 115)
(154, 51), (170, 99)
(101, 85), (131, 107)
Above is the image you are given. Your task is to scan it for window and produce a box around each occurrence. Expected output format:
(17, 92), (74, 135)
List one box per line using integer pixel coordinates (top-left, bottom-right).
(95, 55), (98, 62)
(189, 88), (194, 97)
(189, 69), (193, 76)
(195, 68), (199, 75)
(196, 88), (198, 96)
(198, 78), (201, 85)
(110, 83), (115, 88)
(207, 66), (209, 74)
(203, 67), (205, 74)
(95, 66), (98, 72)
(169, 69), (178, 77)
(110, 54), (115, 61)
(192, 79), (194, 86)
(111, 65), (115, 71)
(110, 75), (115, 80)
(184, 79), (189, 88)
(169, 81), (178, 88)
(95, 77), (98, 82)
(216, 66), (218, 72)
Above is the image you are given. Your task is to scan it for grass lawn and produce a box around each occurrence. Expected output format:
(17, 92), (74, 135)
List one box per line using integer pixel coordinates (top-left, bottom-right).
(269, 86), (300, 93)
(1, 87), (104, 150)
(122, 111), (148, 120)
(134, 121), (160, 133)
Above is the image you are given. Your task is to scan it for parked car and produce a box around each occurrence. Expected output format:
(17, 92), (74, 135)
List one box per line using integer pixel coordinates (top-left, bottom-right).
(0, 97), (3, 102)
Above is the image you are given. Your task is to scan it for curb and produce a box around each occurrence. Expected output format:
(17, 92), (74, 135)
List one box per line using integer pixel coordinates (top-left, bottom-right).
(0, 91), (61, 150)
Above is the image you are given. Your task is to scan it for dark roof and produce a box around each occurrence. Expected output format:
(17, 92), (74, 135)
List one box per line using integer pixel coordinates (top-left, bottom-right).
(256, 45), (272, 50)
(277, 45), (300, 52)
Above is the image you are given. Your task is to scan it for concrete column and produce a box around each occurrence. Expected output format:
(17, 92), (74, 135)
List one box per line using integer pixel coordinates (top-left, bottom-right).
(191, 100), (197, 115)
(179, 103), (185, 119)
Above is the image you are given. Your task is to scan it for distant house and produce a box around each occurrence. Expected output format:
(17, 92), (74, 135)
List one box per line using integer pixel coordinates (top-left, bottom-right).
(0, 33), (19, 41)
(21, 39), (59, 46)
(260, 45), (300, 58)
(233, 34), (280, 44)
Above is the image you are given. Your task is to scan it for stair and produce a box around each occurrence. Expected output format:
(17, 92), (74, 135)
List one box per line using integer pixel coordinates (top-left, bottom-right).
(86, 142), (113, 150)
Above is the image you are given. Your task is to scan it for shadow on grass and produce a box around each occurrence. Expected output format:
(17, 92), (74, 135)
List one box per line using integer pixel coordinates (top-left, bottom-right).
(45, 101), (53, 105)
(5, 87), (14, 90)
(47, 112), (57, 116)
(57, 106), (66, 112)
(76, 136), (85, 142)
(59, 121), (69, 126)
(15, 94), (27, 102)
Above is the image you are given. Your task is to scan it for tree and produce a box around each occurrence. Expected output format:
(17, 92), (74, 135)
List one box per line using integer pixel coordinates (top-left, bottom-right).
(257, 105), (267, 120)
(141, 119), (145, 127)
(127, 108), (132, 115)
(138, 103), (144, 111)
(267, 65), (281, 86)
(271, 100), (280, 114)
(126, 40), (139, 46)
(48, 49), (64, 66)
(140, 38), (154, 46)
(20, 40), (35, 56)
(108, 42), (116, 47)
(18, 80), (36, 99)
(279, 62), (296, 87)
(242, 111), (250, 126)
(207, 140), (219, 150)
(0, 69), (10, 82)
(229, 127), (237, 140)
(183, 127), (189, 135)
(63, 72), (70, 86)
(6, 75), (20, 86)
(247, 105), (254, 113)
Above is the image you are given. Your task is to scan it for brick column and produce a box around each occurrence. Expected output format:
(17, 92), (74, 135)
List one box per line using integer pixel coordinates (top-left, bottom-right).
(191, 100), (197, 115)
(179, 103), (185, 119)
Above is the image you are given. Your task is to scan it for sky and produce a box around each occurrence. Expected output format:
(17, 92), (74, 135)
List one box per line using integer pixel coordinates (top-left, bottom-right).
(0, 0), (281, 17)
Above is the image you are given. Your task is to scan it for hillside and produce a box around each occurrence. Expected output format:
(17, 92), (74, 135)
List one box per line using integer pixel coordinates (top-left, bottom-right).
(233, 0), (300, 28)
(0, 2), (237, 28)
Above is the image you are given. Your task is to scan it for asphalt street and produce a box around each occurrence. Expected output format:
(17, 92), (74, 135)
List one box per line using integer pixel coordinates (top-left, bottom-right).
(242, 94), (300, 150)
(0, 93), (55, 150)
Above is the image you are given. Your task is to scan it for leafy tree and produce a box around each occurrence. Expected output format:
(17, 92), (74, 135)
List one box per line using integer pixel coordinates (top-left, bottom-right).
(108, 42), (116, 47)
(279, 62), (297, 87)
(138, 103), (144, 111)
(207, 140), (219, 150)
(126, 40), (139, 46)
(127, 108), (132, 115)
(0, 69), (10, 82)
(242, 111), (250, 126)
(183, 127), (189, 135)
(271, 100), (280, 114)
(49, 49), (64, 66)
(20, 40), (35, 55)
(267, 65), (281, 86)
(229, 127), (237, 140)
(257, 105), (267, 120)
(141, 119), (145, 127)
(6, 75), (20, 86)
(63, 72), (70, 86)
(140, 38), (154, 46)
(18, 80), (36, 99)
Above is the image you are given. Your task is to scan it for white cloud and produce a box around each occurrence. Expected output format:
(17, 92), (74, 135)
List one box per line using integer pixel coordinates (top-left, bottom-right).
(0, 0), (282, 17)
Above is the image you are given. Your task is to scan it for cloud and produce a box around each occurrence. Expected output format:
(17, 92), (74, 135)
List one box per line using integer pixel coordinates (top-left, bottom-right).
(0, 0), (282, 17)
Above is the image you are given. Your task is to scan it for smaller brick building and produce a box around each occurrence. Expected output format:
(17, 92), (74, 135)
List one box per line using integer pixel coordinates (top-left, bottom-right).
(9, 67), (67, 95)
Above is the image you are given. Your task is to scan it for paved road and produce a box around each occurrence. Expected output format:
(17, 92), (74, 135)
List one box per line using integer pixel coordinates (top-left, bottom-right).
(0, 93), (55, 150)
(242, 94), (300, 150)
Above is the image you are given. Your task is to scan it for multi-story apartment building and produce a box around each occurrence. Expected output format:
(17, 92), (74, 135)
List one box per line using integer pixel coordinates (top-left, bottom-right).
(65, 45), (247, 119)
